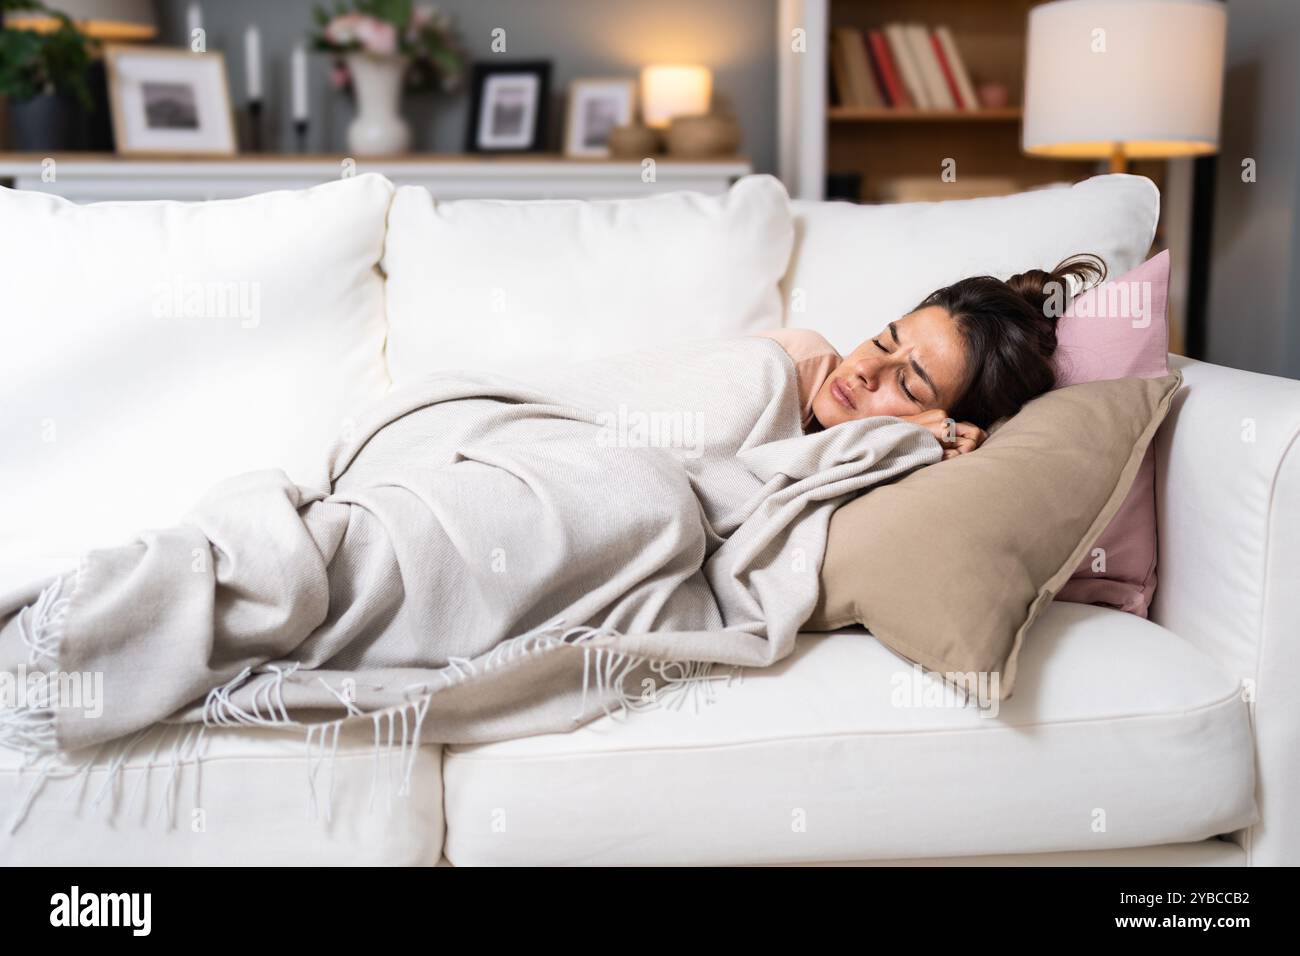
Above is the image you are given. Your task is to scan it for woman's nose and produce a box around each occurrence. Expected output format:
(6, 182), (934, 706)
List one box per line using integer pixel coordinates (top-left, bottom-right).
(853, 360), (879, 392)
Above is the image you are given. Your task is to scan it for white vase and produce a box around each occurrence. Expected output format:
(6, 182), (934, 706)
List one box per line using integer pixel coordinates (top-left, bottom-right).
(345, 53), (410, 155)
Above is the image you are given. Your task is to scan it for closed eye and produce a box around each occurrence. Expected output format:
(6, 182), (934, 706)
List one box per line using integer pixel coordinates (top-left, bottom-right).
(875, 338), (921, 405)
(898, 370), (919, 404)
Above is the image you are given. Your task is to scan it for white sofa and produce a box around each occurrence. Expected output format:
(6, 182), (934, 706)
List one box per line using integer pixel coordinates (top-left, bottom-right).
(0, 172), (1295, 866)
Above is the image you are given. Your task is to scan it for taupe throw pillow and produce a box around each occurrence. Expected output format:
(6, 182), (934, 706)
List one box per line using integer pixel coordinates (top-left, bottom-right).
(806, 371), (1184, 700)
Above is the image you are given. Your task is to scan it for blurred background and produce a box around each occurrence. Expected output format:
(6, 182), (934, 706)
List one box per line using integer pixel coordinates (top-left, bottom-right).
(0, 0), (1295, 380)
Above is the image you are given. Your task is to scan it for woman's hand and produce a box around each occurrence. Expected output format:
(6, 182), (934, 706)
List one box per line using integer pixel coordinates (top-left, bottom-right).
(898, 409), (988, 461)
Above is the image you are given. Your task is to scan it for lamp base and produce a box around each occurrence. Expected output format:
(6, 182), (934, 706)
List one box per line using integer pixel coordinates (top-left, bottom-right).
(1109, 144), (1129, 174)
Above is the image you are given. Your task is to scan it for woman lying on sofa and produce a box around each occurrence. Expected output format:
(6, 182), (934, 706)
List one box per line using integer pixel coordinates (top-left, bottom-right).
(0, 252), (1106, 786)
(762, 253), (1106, 458)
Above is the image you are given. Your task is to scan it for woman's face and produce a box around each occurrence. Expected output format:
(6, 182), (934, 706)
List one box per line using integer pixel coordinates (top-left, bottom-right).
(811, 305), (969, 429)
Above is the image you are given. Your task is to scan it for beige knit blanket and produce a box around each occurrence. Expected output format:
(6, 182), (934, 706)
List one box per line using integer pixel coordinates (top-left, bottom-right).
(0, 337), (940, 824)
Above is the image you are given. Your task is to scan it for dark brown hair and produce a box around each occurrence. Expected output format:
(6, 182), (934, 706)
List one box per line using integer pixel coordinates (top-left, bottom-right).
(911, 253), (1107, 429)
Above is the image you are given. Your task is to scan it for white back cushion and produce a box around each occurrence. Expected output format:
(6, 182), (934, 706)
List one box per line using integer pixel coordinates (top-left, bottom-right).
(782, 173), (1160, 354)
(381, 173), (794, 384)
(0, 173), (394, 561)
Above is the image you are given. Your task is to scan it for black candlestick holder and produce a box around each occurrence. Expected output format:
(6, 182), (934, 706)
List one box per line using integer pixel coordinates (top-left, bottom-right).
(246, 99), (263, 152)
(294, 120), (308, 153)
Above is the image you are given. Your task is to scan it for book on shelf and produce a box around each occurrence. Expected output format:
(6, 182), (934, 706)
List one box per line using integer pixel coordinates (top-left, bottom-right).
(906, 22), (954, 109)
(935, 25), (979, 110)
(928, 31), (965, 108)
(830, 28), (853, 106)
(867, 28), (908, 107)
(863, 31), (893, 106)
(832, 27), (878, 107)
(830, 22), (980, 113)
(883, 22), (929, 108)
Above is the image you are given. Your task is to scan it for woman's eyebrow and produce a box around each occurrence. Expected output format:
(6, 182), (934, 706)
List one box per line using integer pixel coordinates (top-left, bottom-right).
(888, 321), (939, 401)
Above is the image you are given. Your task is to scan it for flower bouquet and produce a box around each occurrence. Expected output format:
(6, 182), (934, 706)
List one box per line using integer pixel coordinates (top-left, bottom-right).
(310, 0), (466, 95)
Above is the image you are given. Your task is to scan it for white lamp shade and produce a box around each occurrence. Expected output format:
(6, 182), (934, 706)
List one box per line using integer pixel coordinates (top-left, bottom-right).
(1023, 0), (1226, 159)
(641, 65), (713, 129)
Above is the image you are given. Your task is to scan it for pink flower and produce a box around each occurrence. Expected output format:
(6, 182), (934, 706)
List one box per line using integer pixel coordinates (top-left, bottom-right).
(323, 13), (397, 56)
(410, 5), (435, 29)
(356, 17), (398, 56)
(323, 13), (362, 46)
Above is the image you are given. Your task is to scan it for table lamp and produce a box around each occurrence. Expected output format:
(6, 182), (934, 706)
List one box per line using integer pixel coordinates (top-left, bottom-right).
(3, 0), (157, 40)
(1023, 0), (1226, 172)
(639, 64), (739, 157)
(641, 65), (713, 129)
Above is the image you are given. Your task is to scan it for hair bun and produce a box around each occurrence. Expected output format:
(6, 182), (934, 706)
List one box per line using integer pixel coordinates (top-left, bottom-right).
(1007, 253), (1108, 331)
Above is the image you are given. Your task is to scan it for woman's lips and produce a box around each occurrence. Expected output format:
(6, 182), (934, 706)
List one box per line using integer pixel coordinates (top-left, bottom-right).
(830, 378), (857, 411)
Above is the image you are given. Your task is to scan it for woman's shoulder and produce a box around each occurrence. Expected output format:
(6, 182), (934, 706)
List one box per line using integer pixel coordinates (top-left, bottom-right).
(753, 327), (841, 363)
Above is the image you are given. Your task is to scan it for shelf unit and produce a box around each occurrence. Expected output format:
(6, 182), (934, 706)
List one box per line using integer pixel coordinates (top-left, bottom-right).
(829, 107), (1024, 122)
(778, 0), (1168, 206)
(0, 153), (752, 202)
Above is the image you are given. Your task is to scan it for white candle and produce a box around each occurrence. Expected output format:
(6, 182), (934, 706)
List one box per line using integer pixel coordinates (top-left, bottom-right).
(245, 25), (262, 100)
(291, 43), (309, 123)
(185, 1), (202, 37)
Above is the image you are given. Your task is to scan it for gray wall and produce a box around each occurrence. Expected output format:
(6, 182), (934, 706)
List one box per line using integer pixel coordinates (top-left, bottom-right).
(1204, 0), (1300, 378)
(154, 0), (777, 171)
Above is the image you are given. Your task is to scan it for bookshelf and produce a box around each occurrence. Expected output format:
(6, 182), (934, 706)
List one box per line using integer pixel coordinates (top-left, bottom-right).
(777, 0), (1183, 351)
(818, 0), (1168, 204)
(829, 107), (1023, 122)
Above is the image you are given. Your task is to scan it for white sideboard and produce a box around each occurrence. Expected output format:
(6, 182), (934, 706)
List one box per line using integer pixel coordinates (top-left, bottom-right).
(0, 154), (753, 202)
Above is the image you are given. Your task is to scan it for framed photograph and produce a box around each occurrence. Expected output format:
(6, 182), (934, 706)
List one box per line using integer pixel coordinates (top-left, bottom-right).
(563, 78), (637, 158)
(104, 45), (237, 157)
(465, 60), (551, 153)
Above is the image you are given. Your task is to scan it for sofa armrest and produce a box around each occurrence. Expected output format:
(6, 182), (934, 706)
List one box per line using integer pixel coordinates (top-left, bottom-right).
(1152, 354), (1300, 865)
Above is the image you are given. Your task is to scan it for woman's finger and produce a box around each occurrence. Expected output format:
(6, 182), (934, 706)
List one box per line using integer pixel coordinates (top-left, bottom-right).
(944, 423), (987, 451)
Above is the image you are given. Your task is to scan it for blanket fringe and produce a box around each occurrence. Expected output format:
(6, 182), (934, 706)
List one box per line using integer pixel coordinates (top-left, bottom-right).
(202, 662), (301, 728)
(2, 609), (740, 833)
(427, 614), (744, 721)
(297, 617), (742, 824)
(4, 722), (209, 834)
(16, 573), (71, 667)
(0, 571), (77, 759)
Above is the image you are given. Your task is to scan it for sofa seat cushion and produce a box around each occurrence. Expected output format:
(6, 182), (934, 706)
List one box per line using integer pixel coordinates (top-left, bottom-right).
(0, 723), (444, 865)
(442, 602), (1258, 865)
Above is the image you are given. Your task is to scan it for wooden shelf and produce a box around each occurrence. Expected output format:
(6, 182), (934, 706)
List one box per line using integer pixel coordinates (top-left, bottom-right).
(0, 151), (749, 165)
(829, 107), (1022, 122)
(0, 154), (753, 202)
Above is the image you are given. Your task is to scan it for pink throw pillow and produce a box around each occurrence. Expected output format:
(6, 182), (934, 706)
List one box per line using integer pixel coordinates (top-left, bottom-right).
(1052, 249), (1170, 617)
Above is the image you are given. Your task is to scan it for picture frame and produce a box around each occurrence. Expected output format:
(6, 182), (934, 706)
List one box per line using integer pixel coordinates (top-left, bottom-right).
(563, 78), (637, 158)
(104, 45), (237, 157)
(464, 60), (552, 153)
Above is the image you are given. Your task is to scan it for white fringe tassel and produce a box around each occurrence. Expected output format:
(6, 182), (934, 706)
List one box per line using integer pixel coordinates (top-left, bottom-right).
(2, 609), (739, 832)
(0, 572), (76, 759)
